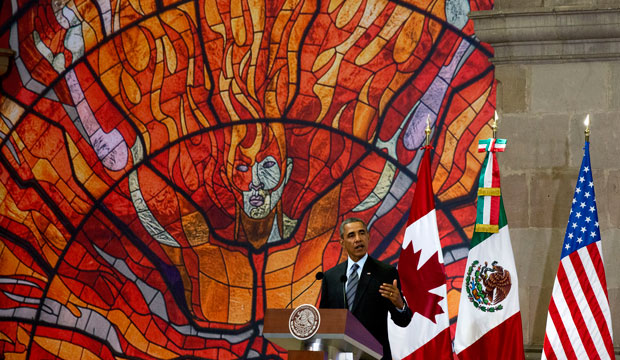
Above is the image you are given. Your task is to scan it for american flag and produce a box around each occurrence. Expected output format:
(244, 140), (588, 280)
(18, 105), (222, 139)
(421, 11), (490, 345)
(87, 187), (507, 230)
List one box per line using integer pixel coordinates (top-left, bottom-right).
(542, 142), (614, 359)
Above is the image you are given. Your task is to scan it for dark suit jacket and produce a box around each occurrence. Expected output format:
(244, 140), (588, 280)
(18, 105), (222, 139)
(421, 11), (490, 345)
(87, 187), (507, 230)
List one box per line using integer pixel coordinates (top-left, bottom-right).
(319, 256), (412, 360)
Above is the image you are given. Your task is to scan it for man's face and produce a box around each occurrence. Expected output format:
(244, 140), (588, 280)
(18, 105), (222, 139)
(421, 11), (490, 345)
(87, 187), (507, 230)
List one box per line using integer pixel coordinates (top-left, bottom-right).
(340, 221), (369, 262)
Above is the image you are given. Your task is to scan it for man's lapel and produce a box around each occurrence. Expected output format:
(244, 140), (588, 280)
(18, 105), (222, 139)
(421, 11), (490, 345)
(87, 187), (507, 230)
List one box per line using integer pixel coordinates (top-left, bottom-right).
(336, 262), (348, 308)
(351, 257), (375, 313)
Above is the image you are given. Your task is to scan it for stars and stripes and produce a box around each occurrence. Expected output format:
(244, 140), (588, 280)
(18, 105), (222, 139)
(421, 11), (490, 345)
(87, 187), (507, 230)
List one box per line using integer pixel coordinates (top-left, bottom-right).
(542, 142), (614, 360)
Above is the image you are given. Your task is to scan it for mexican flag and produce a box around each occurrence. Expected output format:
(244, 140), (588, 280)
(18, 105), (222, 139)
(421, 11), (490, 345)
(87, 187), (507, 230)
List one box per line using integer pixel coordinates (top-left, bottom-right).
(388, 147), (452, 360)
(453, 138), (524, 359)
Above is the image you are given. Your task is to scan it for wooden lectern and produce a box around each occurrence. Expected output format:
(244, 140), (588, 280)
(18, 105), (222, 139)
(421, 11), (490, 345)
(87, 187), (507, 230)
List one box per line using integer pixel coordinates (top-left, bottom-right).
(263, 308), (382, 360)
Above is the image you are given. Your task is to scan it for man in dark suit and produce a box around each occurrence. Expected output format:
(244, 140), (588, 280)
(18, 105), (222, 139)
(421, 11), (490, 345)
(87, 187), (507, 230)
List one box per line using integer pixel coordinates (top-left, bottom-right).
(319, 218), (412, 360)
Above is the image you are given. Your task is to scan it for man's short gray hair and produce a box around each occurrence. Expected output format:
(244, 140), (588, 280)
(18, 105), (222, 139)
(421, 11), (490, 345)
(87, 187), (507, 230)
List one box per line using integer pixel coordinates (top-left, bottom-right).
(339, 217), (368, 238)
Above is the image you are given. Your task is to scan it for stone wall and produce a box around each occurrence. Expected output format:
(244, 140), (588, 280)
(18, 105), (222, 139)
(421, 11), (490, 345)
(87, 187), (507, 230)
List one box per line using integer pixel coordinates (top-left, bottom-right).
(471, 1), (620, 357)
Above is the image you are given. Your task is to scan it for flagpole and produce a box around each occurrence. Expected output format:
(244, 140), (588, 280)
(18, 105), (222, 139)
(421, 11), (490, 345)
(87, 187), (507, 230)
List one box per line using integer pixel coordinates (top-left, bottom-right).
(454, 110), (525, 359)
(542, 112), (615, 359)
(424, 115), (431, 146)
(492, 110), (498, 139)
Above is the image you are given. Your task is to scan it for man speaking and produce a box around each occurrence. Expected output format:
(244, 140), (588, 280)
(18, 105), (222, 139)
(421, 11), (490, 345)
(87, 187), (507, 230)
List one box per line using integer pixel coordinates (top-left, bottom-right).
(319, 218), (413, 359)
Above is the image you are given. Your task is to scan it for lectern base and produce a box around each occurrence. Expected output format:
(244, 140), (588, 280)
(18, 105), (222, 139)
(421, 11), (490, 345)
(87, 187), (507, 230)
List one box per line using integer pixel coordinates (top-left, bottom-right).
(288, 350), (325, 360)
(288, 350), (355, 360)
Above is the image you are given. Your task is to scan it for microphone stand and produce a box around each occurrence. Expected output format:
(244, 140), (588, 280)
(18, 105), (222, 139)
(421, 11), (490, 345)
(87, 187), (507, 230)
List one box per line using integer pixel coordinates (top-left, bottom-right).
(285, 271), (324, 309)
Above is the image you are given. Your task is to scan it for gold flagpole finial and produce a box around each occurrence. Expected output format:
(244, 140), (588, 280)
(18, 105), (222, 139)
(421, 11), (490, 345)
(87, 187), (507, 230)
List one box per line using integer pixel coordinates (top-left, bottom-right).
(425, 114), (431, 146)
(584, 114), (590, 142)
(492, 110), (499, 139)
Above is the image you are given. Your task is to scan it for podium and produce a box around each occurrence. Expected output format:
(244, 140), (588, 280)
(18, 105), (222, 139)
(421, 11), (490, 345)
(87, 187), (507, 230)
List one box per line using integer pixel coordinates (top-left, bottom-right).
(263, 308), (382, 360)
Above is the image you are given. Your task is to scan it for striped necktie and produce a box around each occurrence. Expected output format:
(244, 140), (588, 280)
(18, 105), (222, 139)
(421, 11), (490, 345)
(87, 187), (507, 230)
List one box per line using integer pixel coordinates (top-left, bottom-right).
(346, 264), (359, 311)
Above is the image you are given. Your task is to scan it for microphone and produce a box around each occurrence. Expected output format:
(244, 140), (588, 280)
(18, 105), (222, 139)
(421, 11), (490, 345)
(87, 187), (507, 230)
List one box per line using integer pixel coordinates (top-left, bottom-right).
(340, 274), (347, 309)
(285, 271), (324, 309)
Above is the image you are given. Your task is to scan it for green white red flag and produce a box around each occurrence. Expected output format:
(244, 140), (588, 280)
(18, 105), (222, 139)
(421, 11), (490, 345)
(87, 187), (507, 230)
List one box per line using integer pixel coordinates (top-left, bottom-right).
(453, 137), (525, 360)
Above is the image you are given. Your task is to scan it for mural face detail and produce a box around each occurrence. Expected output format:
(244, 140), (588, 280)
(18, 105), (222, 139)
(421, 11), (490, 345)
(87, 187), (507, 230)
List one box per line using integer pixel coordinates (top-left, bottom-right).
(0, 0), (494, 359)
(229, 123), (291, 220)
(226, 122), (295, 248)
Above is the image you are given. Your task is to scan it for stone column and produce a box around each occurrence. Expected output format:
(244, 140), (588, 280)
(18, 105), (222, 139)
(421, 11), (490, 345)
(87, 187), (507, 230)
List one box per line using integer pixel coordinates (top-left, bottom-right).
(470, 2), (620, 358)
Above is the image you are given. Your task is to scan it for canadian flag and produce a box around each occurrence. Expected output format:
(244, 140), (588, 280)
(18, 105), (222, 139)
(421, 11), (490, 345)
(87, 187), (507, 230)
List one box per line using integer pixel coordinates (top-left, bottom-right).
(388, 147), (452, 360)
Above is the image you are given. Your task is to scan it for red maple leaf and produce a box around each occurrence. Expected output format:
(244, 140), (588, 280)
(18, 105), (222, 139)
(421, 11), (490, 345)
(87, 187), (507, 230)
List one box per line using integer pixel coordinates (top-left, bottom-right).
(398, 242), (446, 323)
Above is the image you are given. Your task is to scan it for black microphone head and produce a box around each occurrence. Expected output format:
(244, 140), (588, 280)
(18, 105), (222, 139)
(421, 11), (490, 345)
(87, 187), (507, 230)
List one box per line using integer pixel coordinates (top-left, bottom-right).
(340, 274), (347, 282)
(315, 271), (324, 280)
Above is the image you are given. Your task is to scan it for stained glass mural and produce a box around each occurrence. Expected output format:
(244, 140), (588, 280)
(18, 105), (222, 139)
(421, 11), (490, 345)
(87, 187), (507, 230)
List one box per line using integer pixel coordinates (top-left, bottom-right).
(0, 0), (494, 358)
